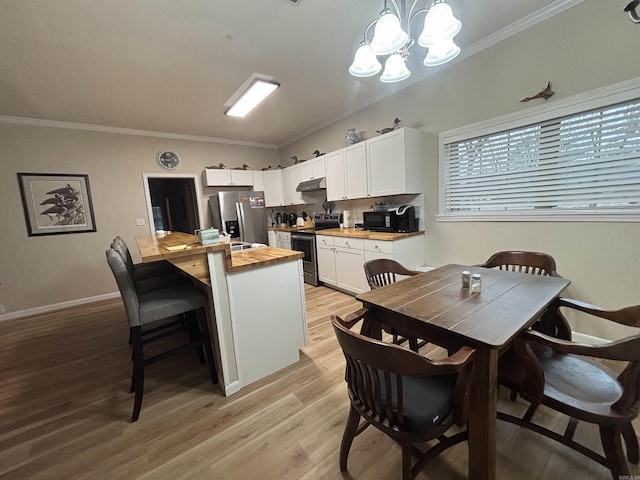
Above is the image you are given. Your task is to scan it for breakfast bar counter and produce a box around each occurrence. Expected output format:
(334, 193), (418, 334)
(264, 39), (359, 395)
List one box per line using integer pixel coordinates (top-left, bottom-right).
(135, 232), (306, 396)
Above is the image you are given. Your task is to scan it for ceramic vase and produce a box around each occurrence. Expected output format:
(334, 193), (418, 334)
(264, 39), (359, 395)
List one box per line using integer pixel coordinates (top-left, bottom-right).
(345, 128), (360, 146)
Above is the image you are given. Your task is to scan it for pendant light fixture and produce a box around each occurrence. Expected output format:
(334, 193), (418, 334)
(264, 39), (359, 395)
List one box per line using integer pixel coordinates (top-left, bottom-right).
(349, 0), (462, 83)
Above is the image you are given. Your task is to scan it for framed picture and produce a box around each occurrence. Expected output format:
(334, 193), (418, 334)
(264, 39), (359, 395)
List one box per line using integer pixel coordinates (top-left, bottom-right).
(17, 173), (97, 236)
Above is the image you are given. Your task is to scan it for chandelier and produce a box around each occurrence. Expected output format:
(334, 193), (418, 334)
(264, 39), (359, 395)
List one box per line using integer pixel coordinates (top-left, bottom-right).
(349, 0), (462, 83)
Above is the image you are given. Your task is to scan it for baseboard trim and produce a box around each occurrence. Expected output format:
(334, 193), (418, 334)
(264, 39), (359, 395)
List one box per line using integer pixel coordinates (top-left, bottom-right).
(0, 292), (121, 322)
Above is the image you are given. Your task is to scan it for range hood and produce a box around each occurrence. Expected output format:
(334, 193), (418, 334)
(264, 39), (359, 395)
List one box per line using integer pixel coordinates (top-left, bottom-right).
(296, 177), (326, 192)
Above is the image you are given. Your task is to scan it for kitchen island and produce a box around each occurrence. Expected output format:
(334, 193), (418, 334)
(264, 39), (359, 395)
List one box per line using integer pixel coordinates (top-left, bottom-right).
(136, 232), (306, 396)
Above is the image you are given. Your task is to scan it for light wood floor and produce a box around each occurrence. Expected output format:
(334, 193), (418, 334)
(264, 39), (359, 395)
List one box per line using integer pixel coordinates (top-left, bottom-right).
(1, 284), (638, 480)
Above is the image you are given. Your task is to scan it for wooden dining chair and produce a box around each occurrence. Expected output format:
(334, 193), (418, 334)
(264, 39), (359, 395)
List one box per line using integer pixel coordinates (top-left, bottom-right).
(498, 297), (640, 479)
(363, 259), (427, 351)
(106, 248), (218, 422)
(478, 250), (560, 277)
(332, 309), (475, 480)
(478, 250), (563, 399)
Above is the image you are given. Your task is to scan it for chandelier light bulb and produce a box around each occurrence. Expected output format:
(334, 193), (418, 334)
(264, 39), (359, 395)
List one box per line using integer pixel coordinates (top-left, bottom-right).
(370, 11), (409, 56)
(349, 43), (382, 77)
(380, 53), (411, 83)
(418, 2), (462, 48)
(423, 38), (460, 66)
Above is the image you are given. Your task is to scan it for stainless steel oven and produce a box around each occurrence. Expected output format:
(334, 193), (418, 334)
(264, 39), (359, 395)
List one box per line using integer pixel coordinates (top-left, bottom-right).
(290, 214), (340, 286)
(291, 231), (318, 286)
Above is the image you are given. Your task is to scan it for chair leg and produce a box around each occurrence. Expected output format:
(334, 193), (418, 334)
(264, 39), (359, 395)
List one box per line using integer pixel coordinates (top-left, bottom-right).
(600, 425), (630, 479)
(622, 422), (639, 464)
(196, 308), (218, 385)
(401, 440), (413, 480)
(130, 326), (145, 423)
(339, 405), (361, 472)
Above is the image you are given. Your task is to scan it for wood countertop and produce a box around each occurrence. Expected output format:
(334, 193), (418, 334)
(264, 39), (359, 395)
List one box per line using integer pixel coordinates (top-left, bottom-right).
(315, 228), (424, 241)
(135, 232), (302, 275)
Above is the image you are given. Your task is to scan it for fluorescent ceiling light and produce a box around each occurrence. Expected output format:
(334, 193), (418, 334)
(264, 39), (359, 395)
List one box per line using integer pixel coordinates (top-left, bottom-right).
(225, 78), (280, 118)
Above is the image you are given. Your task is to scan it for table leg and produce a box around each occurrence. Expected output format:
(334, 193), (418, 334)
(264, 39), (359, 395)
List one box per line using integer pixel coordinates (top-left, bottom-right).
(468, 347), (498, 480)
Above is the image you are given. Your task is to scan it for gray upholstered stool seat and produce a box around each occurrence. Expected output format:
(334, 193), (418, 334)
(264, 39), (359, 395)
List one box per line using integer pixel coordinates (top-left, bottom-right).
(137, 284), (206, 326)
(106, 248), (218, 422)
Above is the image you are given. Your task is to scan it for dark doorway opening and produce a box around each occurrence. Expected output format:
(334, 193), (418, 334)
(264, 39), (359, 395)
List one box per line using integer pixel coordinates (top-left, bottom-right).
(148, 177), (199, 234)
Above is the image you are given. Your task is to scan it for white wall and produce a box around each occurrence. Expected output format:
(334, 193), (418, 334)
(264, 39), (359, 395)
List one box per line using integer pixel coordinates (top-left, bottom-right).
(279, 0), (640, 338)
(0, 124), (278, 314)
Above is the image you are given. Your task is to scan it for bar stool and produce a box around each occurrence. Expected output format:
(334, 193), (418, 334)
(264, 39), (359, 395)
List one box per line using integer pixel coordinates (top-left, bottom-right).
(106, 248), (218, 422)
(111, 236), (186, 294)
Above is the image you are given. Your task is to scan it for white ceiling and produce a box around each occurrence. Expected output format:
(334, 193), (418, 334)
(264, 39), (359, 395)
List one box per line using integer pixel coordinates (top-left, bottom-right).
(0, 0), (573, 148)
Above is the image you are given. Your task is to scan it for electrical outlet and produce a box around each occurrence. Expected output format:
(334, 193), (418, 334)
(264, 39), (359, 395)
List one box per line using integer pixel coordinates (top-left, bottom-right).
(0, 305), (5, 314)
(135, 218), (146, 226)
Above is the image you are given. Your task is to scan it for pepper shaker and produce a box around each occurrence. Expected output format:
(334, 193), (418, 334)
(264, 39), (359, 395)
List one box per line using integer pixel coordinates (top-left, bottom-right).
(471, 273), (482, 293)
(461, 270), (471, 289)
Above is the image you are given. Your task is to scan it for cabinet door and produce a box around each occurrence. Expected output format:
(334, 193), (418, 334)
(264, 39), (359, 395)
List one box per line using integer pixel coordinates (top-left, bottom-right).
(325, 150), (346, 201)
(263, 170), (285, 207)
(205, 169), (232, 186)
(252, 171), (264, 191)
(289, 164), (305, 204)
(367, 129), (407, 196)
(344, 143), (368, 199)
(312, 156), (326, 179)
(230, 170), (254, 186)
(317, 245), (336, 285)
(300, 161), (313, 181)
(267, 230), (277, 247)
(335, 247), (366, 293)
(282, 167), (295, 205)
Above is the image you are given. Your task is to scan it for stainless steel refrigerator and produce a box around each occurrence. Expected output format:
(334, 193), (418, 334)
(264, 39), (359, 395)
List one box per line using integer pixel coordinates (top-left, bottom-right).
(208, 191), (268, 244)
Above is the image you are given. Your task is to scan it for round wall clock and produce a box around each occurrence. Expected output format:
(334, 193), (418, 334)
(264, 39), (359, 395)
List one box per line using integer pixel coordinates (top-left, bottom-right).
(157, 150), (180, 170)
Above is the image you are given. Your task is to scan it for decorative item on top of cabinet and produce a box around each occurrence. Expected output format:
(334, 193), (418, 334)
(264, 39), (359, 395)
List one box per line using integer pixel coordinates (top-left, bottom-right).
(231, 164), (250, 170)
(376, 117), (401, 135)
(207, 163), (226, 169)
(520, 82), (554, 102)
(261, 165), (272, 170)
(345, 128), (360, 146)
(625, 0), (640, 22)
(312, 150), (326, 157)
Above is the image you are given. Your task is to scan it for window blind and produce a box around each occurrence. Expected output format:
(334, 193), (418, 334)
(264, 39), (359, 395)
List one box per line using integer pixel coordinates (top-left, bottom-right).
(444, 99), (640, 214)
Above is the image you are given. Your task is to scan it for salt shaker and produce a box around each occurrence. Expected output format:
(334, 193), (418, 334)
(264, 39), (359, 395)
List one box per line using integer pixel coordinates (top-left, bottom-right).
(461, 270), (471, 289)
(471, 273), (482, 293)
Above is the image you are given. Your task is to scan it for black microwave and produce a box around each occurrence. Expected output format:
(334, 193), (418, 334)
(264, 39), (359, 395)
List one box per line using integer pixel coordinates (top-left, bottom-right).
(363, 206), (418, 233)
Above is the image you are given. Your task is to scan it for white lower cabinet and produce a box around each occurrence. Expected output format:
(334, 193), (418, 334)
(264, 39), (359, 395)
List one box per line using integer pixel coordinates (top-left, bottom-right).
(267, 230), (277, 247)
(276, 231), (291, 250)
(317, 234), (425, 294)
(317, 235), (337, 285)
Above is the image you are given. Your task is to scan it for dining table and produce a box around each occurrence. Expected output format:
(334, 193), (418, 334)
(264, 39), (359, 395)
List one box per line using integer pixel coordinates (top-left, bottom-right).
(355, 263), (571, 480)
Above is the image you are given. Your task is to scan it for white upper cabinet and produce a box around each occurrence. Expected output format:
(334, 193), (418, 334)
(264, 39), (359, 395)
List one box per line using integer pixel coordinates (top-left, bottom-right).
(263, 169), (285, 207)
(366, 127), (422, 197)
(326, 144), (367, 201)
(205, 168), (254, 187)
(283, 164), (307, 205)
(325, 150), (347, 201)
(324, 127), (422, 202)
(344, 142), (368, 199)
(252, 170), (264, 191)
(300, 156), (326, 181)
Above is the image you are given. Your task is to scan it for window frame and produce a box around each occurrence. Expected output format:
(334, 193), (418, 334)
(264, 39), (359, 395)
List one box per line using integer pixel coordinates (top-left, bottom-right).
(438, 77), (640, 222)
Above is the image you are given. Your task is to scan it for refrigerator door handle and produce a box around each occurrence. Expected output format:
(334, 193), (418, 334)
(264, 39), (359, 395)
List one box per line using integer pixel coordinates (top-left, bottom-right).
(236, 202), (246, 241)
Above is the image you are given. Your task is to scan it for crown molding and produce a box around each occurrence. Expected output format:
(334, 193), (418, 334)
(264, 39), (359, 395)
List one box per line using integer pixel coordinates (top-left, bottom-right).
(0, 115), (279, 150)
